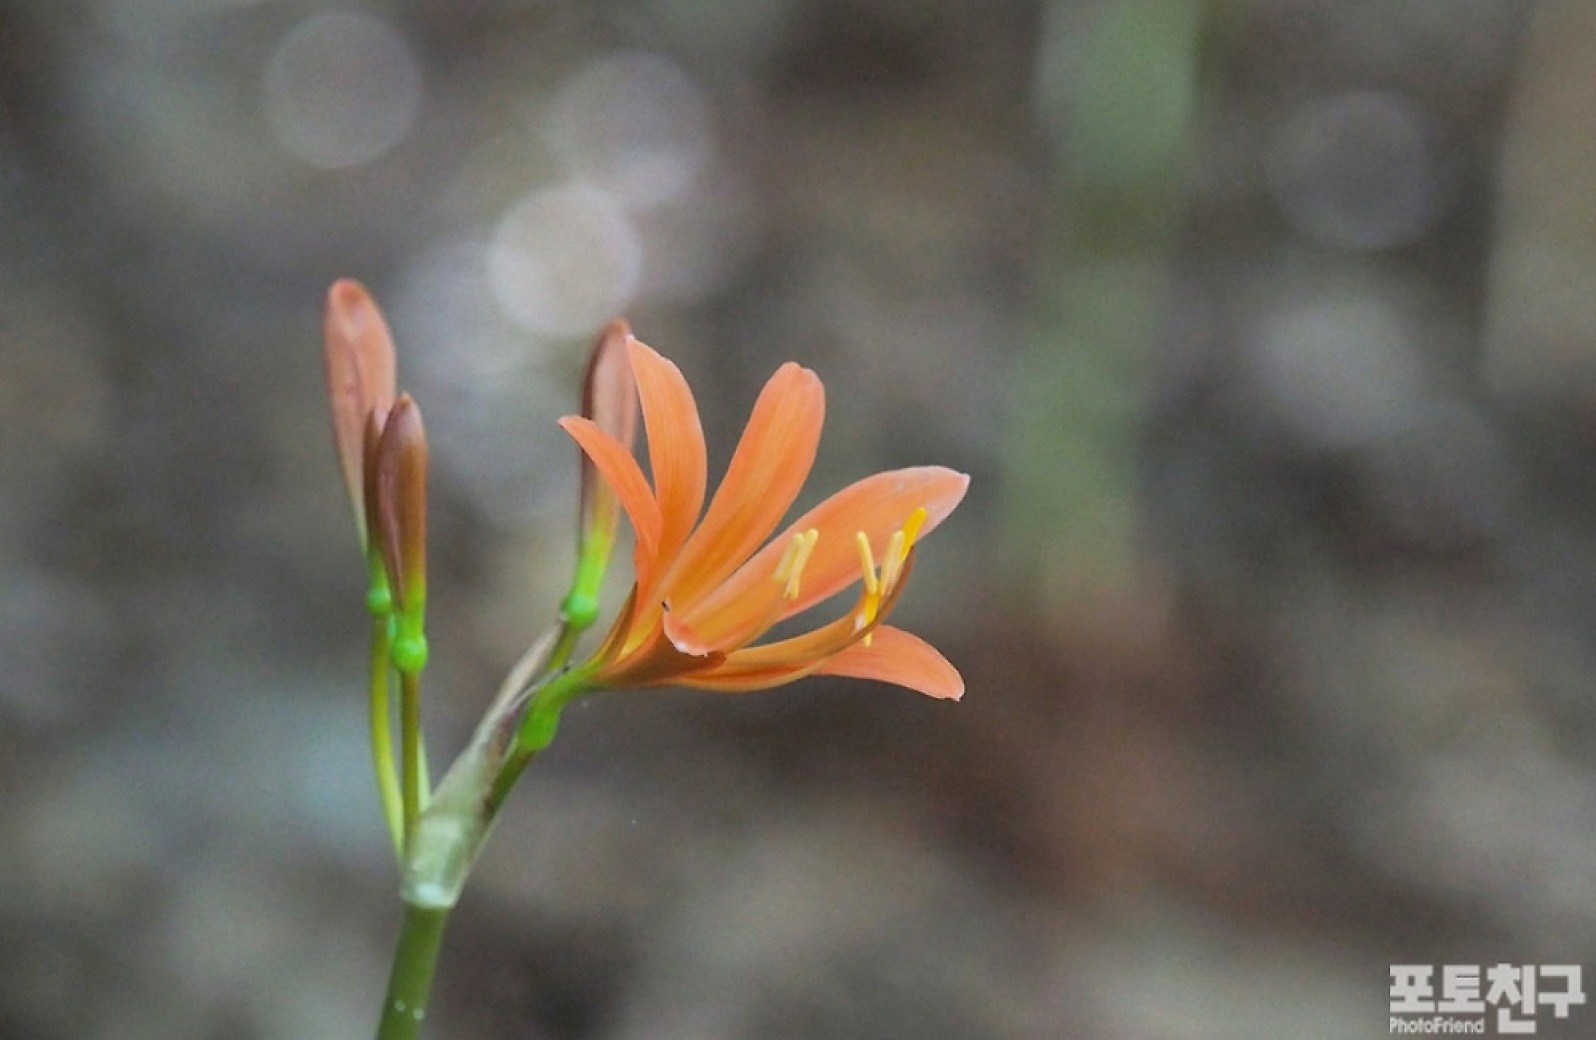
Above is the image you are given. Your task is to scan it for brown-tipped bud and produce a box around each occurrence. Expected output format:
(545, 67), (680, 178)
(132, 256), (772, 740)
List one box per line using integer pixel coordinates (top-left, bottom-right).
(374, 395), (428, 612)
(361, 405), (390, 550)
(579, 319), (639, 538)
(560, 320), (641, 629)
(324, 279), (398, 546)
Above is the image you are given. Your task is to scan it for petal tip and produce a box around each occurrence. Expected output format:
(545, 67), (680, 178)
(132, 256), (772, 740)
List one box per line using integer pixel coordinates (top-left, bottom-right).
(325, 280), (377, 342)
(662, 609), (721, 658)
(626, 335), (667, 367)
(327, 276), (366, 304)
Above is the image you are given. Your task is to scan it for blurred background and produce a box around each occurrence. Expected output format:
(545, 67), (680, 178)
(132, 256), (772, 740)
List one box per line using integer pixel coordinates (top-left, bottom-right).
(1, 0), (1592, 1037)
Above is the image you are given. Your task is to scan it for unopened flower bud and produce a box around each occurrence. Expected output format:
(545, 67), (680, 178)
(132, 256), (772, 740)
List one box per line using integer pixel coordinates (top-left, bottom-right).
(323, 279), (397, 548)
(374, 395), (429, 626)
(562, 319), (639, 629)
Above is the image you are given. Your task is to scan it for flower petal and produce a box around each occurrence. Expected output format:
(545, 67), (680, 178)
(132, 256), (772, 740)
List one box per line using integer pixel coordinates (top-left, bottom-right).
(559, 416), (662, 584)
(813, 625), (964, 699)
(689, 466), (969, 630)
(660, 607), (718, 657)
(597, 615), (725, 688)
(628, 339), (707, 584)
(671, 646), (836, 692)
(673, 595), (874, 691)
(664, 362), (824, 610)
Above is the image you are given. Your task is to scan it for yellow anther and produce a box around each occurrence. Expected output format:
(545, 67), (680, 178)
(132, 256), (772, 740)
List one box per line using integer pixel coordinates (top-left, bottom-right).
(854, 531), (883, 646)
(855, 532), (880, 596)
(875, 509), (927, 596)
(879, 528), (908, 593)
(902, 506), (928, 551)
(773, 529), (818, 600)
(774, 531), (804, 585)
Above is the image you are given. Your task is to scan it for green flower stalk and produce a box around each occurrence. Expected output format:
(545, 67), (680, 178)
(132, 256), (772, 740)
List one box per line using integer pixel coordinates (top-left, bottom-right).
(372, 395), (431, 840)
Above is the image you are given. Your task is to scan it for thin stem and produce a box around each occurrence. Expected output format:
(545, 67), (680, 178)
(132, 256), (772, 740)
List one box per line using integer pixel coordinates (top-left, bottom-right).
(369, 617), (404, 860)
(490, 664), (598, 812)
(374, 903), (450, 1040)
(399, 669), (427, 845)
(546, 621), (583, 676)
(468, 621), (585, 792)
(487, 743), (536, 820)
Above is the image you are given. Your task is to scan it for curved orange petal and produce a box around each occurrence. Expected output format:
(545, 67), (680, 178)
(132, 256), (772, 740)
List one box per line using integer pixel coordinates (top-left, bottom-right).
(659, 606), (719, 657)
(813, 626), (964, 700)
(671, 641), (841, 692)
(689, 466), (969, 629)
(662, 362), (824, 610)
(749, 542), (919, 658)
(559, 416), (662, 584)
(660, 570), (794, 656)
(779, 468), (967, 615)
(588, 586), (640, 666)
(672, 661), (821, 693)
(673, 586), (881, 691)
(628, 339), (706, 586)
(597, 616), (725, 688)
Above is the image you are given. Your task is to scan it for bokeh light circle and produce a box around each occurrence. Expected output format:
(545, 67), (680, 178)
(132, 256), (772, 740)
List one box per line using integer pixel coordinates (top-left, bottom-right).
(545, 51), (712, 210)
(262, 12), (422, 169)
(1268, 91), (1443, 252)
(488, 185), (642, 337)
(1249, 294), (1425, 449)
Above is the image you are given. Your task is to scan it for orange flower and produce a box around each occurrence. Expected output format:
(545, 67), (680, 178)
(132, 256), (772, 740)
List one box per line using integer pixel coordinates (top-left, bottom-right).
(560, 336), (969, 700)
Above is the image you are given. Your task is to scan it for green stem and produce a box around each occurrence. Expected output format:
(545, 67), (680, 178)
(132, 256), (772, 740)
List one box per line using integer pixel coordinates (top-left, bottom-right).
(490, 664), (598, 811)
(487, 743), (536, 820)
(545, 621), (583, 676)
(369, 617), (404, 860)
(400, 669), (426, 844)
(374, 902), (450, 1040)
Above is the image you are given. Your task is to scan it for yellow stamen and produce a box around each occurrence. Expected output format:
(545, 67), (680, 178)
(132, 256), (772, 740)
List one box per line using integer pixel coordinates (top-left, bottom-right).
(774, 531), (805, 585)
(877, 508), (927, 595)
(855, 531), (881, 646)
(901, 506), (928, 550)
(855, 532), (879, 596)
(773, 529), (819, 600)
(879, 528), (908, 593)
